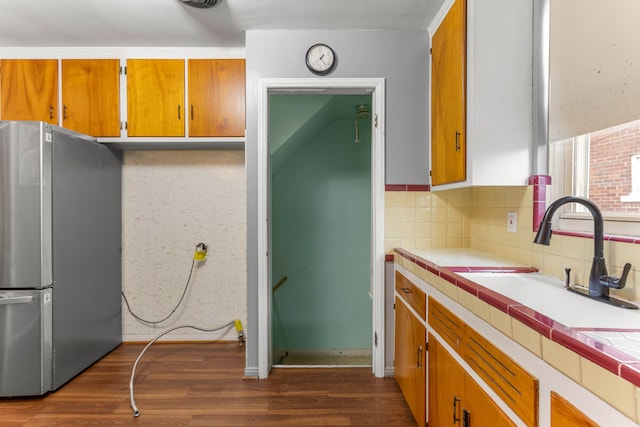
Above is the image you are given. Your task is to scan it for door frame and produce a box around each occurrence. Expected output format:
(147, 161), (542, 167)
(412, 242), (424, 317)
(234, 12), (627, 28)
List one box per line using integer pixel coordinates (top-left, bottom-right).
(257, 77), (386, 378)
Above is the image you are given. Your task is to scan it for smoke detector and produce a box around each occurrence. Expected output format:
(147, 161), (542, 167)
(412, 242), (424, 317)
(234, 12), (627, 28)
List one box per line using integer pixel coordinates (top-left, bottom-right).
(179, 0), (219, 8)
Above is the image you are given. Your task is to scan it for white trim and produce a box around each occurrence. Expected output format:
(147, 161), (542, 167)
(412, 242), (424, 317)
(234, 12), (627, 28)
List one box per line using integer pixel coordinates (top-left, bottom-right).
(257, 77), (386, 379)
(427, 0), (456, 35)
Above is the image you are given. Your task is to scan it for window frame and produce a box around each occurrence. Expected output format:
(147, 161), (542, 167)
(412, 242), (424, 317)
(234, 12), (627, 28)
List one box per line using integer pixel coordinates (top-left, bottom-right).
(548, 133), (640, 238)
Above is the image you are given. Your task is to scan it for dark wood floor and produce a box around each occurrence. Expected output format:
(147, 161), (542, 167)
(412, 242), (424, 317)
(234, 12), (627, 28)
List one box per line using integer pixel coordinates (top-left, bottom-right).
(1, 342), (417, 426)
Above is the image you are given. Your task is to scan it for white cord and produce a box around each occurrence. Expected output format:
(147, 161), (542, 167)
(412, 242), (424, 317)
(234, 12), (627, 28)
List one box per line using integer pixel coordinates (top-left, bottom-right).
(129, 320), (237, 417)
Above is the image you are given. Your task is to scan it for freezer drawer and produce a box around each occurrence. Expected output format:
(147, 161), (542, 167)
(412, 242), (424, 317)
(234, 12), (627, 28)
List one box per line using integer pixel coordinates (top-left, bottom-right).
(0, 289), (52, 397)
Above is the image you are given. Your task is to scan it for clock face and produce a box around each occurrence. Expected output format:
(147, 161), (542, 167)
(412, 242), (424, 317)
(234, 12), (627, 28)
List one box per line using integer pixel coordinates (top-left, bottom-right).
(306, 44), (336, 75)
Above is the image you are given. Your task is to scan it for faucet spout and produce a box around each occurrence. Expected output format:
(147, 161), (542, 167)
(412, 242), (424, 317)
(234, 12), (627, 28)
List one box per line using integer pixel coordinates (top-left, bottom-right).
(534, 196), (605, 294)
(533, 196), (636, 309)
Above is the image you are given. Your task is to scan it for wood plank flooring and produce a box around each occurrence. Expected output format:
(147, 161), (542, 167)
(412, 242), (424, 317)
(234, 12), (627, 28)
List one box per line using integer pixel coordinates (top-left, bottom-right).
(0, 342), (417, 426)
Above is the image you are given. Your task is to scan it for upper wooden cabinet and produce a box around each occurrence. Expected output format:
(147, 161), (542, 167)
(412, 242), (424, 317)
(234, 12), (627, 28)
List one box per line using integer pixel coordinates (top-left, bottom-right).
(0, 59), (58, 125)
(430, 0), (533, 188)
(1, 57), (246, 144)
(61, 59), (120, 137)
(188, 59), (245, 137)
(431, 0), (466, 186)
(127, 59), (185, 137)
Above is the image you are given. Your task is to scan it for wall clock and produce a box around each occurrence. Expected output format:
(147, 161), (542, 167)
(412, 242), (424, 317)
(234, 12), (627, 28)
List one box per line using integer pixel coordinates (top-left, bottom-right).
(305, 43), (336, 75)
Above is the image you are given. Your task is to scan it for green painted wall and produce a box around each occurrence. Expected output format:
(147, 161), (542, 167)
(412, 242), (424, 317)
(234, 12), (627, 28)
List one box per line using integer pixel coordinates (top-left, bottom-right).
(271, 94), (372, 353)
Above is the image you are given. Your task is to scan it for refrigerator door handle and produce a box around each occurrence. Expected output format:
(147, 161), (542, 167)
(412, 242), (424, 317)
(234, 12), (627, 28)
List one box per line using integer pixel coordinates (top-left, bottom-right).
(0, 295), (34, 305)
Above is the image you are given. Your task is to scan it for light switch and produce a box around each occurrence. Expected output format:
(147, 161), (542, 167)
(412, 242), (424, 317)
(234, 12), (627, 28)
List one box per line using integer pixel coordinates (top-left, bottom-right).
(507, 211), (517, 233)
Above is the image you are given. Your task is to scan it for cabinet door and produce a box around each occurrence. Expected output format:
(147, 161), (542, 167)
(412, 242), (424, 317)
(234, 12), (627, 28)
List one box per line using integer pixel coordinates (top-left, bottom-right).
(429, 335), (465, 426)
(0, 59), (58, 124)
(550, 391), (598, 427)
(463, 374), (516, 427)
(431, 0), (466, 185)
(188, 59), (245, 137)
(127, 59), (184, 137)
(395, 297), (426, 427)
(61, 59), (120, 137)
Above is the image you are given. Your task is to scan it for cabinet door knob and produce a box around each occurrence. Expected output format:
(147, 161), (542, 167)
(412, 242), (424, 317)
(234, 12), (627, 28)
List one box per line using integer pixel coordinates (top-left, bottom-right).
(401, 287), (412, 294)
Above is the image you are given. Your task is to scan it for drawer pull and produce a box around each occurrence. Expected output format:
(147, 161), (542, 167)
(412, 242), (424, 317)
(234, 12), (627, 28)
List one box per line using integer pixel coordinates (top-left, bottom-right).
(401, 287), (412, 294)
(416, 344), (423, 368)
(453, 395), (461, 424)
(463, 409), (471, 427)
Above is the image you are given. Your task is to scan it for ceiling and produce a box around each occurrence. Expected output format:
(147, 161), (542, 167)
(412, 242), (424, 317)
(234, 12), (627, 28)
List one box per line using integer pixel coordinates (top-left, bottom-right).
(0, 0), (444, 48)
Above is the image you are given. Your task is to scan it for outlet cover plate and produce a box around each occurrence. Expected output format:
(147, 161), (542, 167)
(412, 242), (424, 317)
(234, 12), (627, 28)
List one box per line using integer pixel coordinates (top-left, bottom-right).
(507, 211), (517, 233)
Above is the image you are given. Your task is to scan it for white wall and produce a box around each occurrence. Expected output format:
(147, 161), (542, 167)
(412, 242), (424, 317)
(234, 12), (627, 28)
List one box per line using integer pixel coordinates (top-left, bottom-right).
(122, 150), (246, 341)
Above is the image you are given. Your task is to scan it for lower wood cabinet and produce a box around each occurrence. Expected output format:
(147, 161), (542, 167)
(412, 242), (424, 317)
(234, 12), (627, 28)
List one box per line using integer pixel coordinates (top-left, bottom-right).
(394, 296), (426, 427)
(429, 334), (515, 427)
(550, 391), (598, 427)
(428, 296), (538, 427)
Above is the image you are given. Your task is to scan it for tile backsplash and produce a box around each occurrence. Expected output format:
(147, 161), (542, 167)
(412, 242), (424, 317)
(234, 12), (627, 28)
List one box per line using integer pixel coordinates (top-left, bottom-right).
(386, 185), (640, 304)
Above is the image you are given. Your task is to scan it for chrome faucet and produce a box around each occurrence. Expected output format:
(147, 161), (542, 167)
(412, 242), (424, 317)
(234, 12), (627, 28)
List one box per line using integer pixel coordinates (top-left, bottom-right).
(533, 196), (636, 309)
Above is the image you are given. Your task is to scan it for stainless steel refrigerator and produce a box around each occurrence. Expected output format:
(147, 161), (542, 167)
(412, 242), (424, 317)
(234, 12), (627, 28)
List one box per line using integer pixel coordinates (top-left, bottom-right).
(0, 121), (122, 397)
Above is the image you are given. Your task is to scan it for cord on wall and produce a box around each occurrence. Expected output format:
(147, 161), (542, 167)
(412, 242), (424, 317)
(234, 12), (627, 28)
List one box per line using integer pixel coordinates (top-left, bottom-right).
(121, 243), (207, 325)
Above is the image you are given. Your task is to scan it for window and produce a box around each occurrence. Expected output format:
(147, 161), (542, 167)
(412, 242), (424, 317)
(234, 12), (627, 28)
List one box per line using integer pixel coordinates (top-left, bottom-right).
(620, 153), (640, 203)
(549, 118), (640, 236)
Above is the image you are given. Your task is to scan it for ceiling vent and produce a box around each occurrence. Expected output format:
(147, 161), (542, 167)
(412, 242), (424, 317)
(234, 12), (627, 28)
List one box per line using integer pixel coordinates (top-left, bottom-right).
(179, 0), (219, 8)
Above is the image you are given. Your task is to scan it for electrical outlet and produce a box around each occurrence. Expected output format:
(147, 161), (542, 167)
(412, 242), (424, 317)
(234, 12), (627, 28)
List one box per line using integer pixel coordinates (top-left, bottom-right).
(193, 242), (209, 261)
(507, 212), (517, 233)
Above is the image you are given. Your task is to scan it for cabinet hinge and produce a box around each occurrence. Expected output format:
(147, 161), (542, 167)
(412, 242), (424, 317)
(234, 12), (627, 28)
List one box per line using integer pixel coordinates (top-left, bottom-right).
(120, 121), (128, 130)
(374, 332), (378, 347)
(374, 114), (379, 128)
(120, 66), (127, 75)
(425, 341), (428, 352)
(430, 47), (432, 55)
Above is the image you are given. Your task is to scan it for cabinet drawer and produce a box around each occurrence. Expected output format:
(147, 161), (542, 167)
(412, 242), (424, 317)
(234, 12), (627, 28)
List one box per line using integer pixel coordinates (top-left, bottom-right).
(465, 327), (538, 427)
(428, 296), (465, 352)
(395, 271), (426, 319)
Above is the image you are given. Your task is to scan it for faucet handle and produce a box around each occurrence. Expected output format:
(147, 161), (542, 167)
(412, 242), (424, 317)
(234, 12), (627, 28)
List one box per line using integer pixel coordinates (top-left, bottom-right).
(600, 263), (632, 289)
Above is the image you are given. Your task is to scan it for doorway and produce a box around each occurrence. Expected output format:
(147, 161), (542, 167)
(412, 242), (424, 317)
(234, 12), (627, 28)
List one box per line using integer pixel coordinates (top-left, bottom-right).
(270, 93), (373, 367)
(257, 78), (386, 378)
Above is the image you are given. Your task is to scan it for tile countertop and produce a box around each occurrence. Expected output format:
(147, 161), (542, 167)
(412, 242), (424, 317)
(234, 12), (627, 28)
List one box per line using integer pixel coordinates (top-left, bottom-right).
(393, 247), (640, 388)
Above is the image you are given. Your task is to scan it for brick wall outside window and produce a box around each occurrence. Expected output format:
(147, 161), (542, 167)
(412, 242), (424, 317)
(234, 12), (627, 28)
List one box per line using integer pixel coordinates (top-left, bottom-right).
(589, 119), (640, 213)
